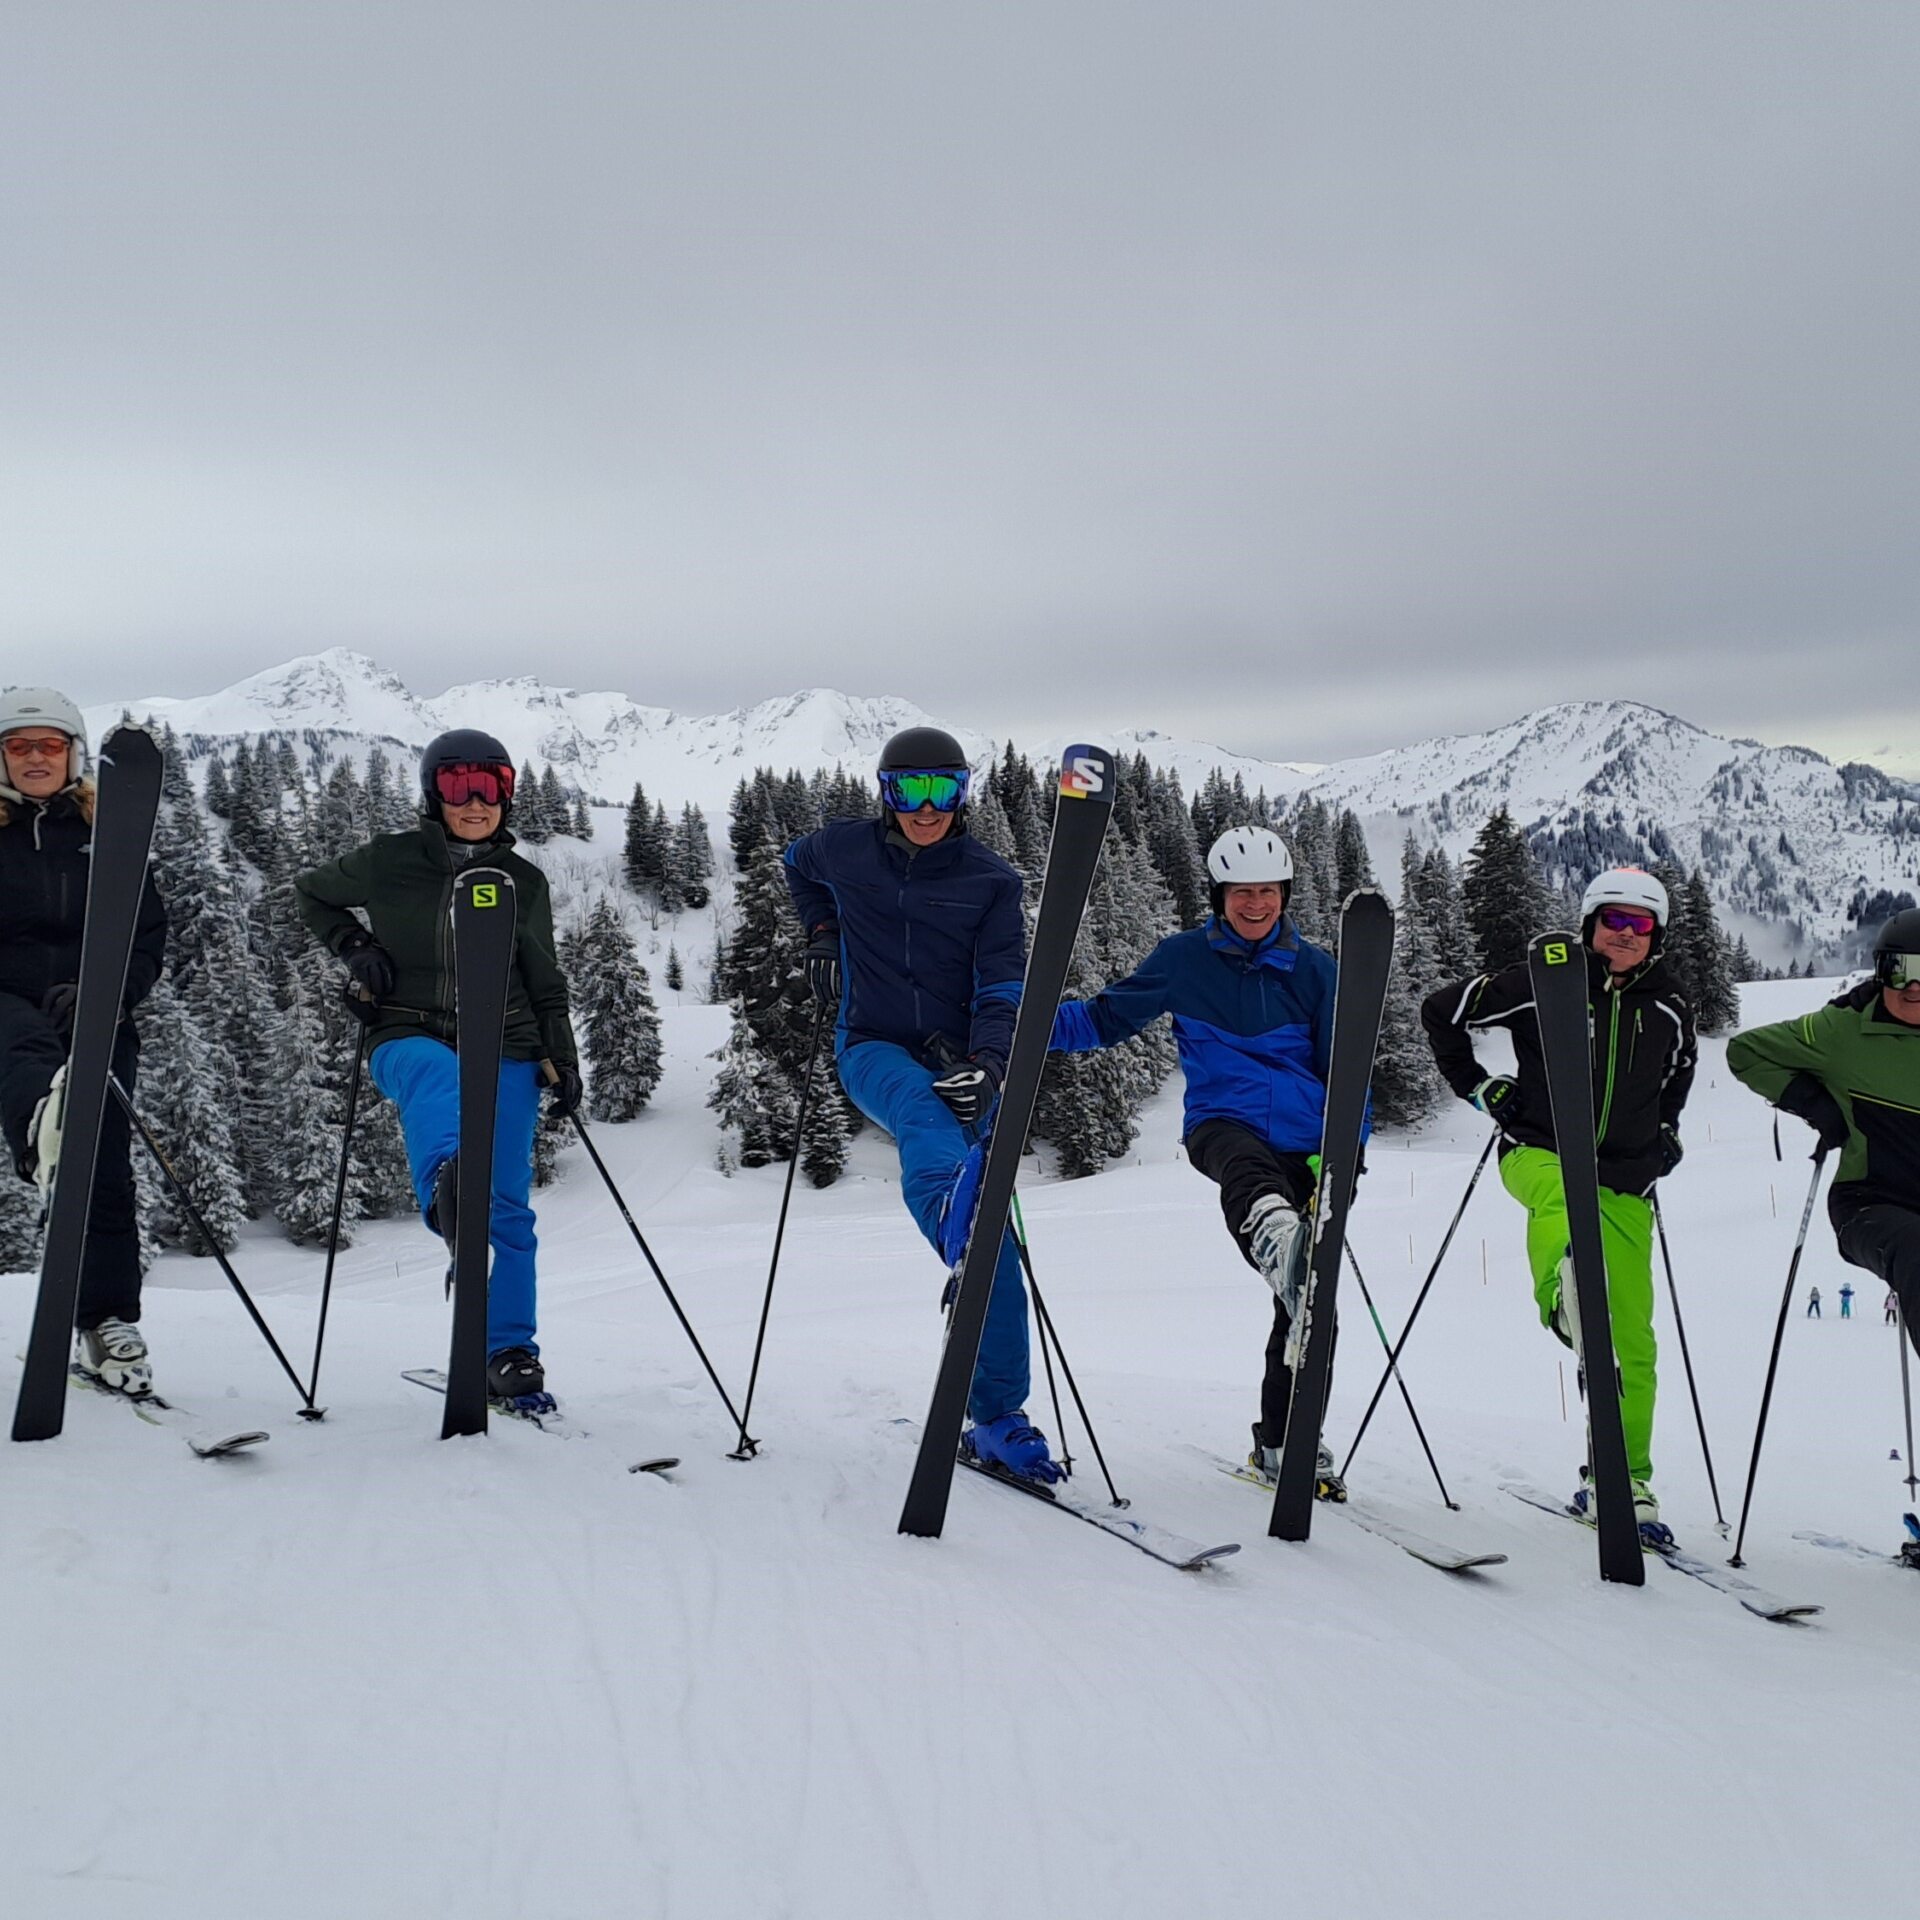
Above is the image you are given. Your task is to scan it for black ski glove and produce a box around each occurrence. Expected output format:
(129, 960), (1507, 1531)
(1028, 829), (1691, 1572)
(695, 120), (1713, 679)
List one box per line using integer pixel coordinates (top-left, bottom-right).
(806, 923), (843, 1011)
(933, 1058), (1002, 1128)
(1470, 1075), (1523, 1134)
(40, 982), (78, 1035)
(339, 930), (396, 1002)
(1655, 1124), (1683, 1178)
(547, 1063), (584, 1117)
(1779, 1073), (1848, 1155)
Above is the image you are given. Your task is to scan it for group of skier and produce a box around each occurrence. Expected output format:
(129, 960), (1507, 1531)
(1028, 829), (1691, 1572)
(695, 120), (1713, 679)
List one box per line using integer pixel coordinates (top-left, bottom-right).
(9, 680), (1920, 1557)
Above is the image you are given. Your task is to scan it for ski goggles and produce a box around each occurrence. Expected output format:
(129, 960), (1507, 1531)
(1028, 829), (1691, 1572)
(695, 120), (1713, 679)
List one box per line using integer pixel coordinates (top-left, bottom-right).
(1595, 906), (1658, 938)
(432, 761), (515, 808)
(1879, 952), (1920, 990)
(2, 734), (72, 760)
(879, 768), (969, 814)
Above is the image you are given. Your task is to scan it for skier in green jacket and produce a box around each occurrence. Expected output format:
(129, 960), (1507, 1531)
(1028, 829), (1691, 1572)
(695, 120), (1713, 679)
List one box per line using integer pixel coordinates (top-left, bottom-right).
(1728, 910), (1920, 1361)
(1423, 867), (1697, 1543)
(294, 728), (580, 1406)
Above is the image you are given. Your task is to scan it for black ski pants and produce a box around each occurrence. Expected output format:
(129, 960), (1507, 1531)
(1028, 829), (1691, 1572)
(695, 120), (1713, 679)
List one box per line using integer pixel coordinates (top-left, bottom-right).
(1836, 1200), (1920, 1359)
(1185, 1118), (1331, 1450)
(0, 989), (143, 1327)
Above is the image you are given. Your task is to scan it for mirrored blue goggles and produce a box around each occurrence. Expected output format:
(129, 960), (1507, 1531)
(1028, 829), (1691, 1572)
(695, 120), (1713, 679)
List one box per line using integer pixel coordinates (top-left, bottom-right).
(880, 768), (969, 813)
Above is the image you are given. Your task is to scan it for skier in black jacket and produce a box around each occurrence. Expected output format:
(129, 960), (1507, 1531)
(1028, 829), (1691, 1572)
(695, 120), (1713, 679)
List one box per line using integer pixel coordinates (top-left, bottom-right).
(0, 687), (168, 1395)
(1422, 868), (1697, 1540)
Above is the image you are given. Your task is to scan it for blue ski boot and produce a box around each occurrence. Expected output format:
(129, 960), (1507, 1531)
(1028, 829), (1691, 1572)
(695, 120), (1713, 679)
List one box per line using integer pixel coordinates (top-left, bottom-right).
(963, 1411), (1065, 1485)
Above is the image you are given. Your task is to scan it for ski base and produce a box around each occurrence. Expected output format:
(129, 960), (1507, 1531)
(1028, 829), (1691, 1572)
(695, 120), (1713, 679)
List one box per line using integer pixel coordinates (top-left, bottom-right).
(956, 1453), (1238, 1570)
(188, 1431), (270, 1458)
(1212, 1456), (1505, 1572)
(403, 1368), (582, 1437)
(1504, 1483), (1821, 1621)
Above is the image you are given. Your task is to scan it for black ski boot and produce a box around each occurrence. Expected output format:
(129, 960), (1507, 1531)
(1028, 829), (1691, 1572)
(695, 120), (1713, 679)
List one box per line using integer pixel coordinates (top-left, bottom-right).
(486, 1347), (546, 1402)
(430, 1157), (459, 1258)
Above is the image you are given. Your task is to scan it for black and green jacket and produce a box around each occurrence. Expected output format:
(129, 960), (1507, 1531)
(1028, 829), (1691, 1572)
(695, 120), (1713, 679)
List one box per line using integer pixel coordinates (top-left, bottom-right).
(1421, 947), (1698, 1195)
(294, 821), (577, 1069)
(1727, 981), (1920, 1220)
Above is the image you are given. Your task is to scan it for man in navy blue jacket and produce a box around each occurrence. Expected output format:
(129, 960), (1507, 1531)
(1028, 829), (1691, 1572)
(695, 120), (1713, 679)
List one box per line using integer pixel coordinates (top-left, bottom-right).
(1051, 826), (1350, 1490)
(784, 726), (1059, 1482)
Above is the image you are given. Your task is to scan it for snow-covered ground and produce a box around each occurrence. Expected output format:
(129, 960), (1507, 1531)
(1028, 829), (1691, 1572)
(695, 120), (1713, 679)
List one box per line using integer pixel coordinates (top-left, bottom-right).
(4, 980), (1913, 1919)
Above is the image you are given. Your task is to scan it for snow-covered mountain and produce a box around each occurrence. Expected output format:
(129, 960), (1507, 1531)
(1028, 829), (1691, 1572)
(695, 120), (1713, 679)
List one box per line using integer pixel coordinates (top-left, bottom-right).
(85, 651), (1917, 954)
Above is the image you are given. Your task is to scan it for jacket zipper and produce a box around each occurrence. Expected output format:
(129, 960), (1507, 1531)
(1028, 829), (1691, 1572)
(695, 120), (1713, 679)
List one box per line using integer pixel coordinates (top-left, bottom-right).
(1595, 988), (1621, 1145)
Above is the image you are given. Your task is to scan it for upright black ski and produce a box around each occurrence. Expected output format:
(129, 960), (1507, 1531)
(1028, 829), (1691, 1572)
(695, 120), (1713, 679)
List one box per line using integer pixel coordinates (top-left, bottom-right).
(13, 727), (164, 1444)
(1271, 888), (1394, 1538)
(898, 745), (1116, 1539)
(441, 867), (517, 1440)
(1527, 931), (1643, 1585)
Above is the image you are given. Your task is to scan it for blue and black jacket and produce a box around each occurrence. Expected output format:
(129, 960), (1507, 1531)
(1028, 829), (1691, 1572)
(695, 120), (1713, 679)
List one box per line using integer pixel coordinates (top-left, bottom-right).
(1051, 915), (1348, 1154)
(783, 819), (1025, 1071)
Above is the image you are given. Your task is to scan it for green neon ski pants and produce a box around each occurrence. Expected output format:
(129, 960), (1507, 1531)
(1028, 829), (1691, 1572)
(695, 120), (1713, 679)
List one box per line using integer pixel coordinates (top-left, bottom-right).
(1499, 1145), (1657, 1485)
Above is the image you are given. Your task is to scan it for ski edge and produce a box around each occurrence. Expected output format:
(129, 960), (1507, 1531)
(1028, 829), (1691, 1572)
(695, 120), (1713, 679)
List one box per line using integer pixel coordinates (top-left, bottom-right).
(956, 1454), (1239, 1571)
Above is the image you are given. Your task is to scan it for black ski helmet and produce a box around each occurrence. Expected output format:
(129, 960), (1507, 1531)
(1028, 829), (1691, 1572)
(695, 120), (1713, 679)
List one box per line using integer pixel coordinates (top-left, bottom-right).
(877, 725), (970, 829)
(420, 727), (516, 822)
(1874, 907), (1920, 984)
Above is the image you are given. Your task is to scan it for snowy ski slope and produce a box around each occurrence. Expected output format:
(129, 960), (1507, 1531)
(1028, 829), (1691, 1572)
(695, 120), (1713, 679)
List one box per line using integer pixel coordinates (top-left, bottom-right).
(3, 981), (1913, 1919)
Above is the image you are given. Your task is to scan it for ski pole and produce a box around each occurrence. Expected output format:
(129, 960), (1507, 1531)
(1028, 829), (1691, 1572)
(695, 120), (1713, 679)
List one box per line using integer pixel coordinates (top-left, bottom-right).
(728, 1002), (826, 1460)
(1342, 1243), (1457, 1509)
(1651, 1191), (1727, 1533)
(1009, 1191), (1124, 1507)
(307, 1002), (372, 1410)
(1008, 1191), (1075, 1482)
(553, 1078), (750, 1439)
(109, 1076), (320, 1416)
(1729, 1149), (1828, 1567)
(1898, 1299), (1918, 1501)
(1341, 1132), (1494, 1479)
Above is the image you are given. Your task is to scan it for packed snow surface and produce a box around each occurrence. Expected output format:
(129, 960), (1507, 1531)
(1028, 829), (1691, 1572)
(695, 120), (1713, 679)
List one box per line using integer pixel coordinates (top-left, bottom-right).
(4, 981), (1913, 1918)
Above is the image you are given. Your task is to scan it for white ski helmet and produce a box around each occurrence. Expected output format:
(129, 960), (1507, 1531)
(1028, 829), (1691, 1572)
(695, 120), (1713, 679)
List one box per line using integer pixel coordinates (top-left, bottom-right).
(1207, 825), (1294, 894)
(0, 686), (88, 789)
(1580, 866), (1669, 930)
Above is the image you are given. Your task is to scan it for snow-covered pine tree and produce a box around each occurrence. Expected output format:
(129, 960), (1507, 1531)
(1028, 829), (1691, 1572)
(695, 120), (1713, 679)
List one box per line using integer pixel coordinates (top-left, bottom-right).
(1463, 806), (1549, 969)
(674, 803), (713, 907)
(651, 801), (684, 912)
(1415, 845), (1476, 981)
(1680, 868), (1740, 1033)
(538, 765), (567, 837)
(1146, 769), (1207, 928)
(1334, 808), (1374, 901)
(571, 793), (593, 839)
(133, 978), (249, 1254)
(0, 1163), (43, 1274)
(579, 901), (665, 1121)
(625, 781), (658, 889)
(665, 944), (684, 993)
(708, 1013), (796, 1168)
(261, 953), (355, 1245)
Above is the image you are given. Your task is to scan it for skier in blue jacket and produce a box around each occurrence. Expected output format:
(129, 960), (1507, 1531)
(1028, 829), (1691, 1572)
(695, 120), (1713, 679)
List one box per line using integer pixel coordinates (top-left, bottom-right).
(1051, 826), (1351, 1492)
(784, 725), (1059, 1482)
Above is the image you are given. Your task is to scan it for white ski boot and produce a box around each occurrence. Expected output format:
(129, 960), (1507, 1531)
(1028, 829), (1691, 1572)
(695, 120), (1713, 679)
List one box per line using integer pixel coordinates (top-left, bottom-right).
(75, 1317), (153, 1399)
(1244, 1193), (1308, 1317)
(1248, 1432), (1346, 1502)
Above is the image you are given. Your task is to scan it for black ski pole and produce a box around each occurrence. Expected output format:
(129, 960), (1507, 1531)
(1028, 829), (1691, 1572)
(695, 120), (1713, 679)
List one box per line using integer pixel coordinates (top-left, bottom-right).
(1009, 1192), (1123, 1506)
(1008, 1192), (1075, 1480)
(555, 1081), (749, 1437)
(1341, 1132), (1494, 1479)
(1729, 1149), (1828, 1567)
(1651, 1191), (1727, 1533)
(728, 1003), (826, 1460)
(1342, 1242), (1457, 1509)
(307, 1001), (372, 1411)
(1898, 1299), (1919, 1501)
(109, 1076), (320, 1415)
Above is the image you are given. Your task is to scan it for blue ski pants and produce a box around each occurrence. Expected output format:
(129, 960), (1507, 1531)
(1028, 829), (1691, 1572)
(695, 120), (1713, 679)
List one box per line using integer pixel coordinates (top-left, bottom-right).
(837, 1039), (1030, 1423)
(370, 1035), (544, 1357)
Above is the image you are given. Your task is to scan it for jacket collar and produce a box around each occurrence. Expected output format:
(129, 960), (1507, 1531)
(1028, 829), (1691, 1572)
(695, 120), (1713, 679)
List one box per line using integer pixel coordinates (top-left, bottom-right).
(1205, 913), (1300, 973)
(421, 817), (515, 867)
(880, 818), (968, 865)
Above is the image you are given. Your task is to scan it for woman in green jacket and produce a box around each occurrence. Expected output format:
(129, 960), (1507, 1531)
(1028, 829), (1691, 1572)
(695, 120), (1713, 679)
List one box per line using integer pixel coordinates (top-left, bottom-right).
(294, 729), (580, 1405)
(1728, 910), (1920, 1358)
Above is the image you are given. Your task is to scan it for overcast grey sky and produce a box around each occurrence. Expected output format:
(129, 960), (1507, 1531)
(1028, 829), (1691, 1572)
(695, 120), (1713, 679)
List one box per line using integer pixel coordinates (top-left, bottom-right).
(4, 3), (1916, 768)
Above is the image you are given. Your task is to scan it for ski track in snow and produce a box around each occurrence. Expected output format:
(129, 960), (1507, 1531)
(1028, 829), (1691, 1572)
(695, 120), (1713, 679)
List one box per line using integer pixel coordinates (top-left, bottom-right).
(4, 982), (1917, 1917)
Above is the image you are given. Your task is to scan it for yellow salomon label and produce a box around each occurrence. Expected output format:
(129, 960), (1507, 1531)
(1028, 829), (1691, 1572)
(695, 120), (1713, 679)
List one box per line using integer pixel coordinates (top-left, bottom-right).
(1544, 941), (1569, 966)
(472, 884), (499, 909)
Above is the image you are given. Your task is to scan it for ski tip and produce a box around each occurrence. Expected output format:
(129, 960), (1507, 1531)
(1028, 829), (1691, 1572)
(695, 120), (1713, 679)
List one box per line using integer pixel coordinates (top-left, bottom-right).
(628, 1457), (680, 1475)
(188, 1432), (270, 1457)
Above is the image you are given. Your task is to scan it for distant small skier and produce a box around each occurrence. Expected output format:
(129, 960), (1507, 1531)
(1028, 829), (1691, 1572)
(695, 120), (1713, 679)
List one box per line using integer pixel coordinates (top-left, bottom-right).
(294, 729), (580, 1407)
(783, 726), (1058, 1483)
(1889, 1290), (1901, 1327)
(1423, 868), (1697, 1545)
(1840, 1281), (1855, 1318)
(0, 687), (168, 1396)
(1806, 1287), (1822, 1319)
(1729, 910), (1920, 1373)
(1048, 826), (1351, 1497)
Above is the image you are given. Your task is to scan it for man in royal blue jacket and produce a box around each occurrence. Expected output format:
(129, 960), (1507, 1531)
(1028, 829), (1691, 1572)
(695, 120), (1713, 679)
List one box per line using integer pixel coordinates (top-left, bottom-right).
(784, 725), (1060, 1482)
(1051, 826), (1350, 1491)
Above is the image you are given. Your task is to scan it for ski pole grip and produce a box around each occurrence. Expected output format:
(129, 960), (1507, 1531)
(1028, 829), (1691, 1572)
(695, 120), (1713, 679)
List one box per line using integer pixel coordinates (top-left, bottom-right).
(539, 1058), (560, 1087)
